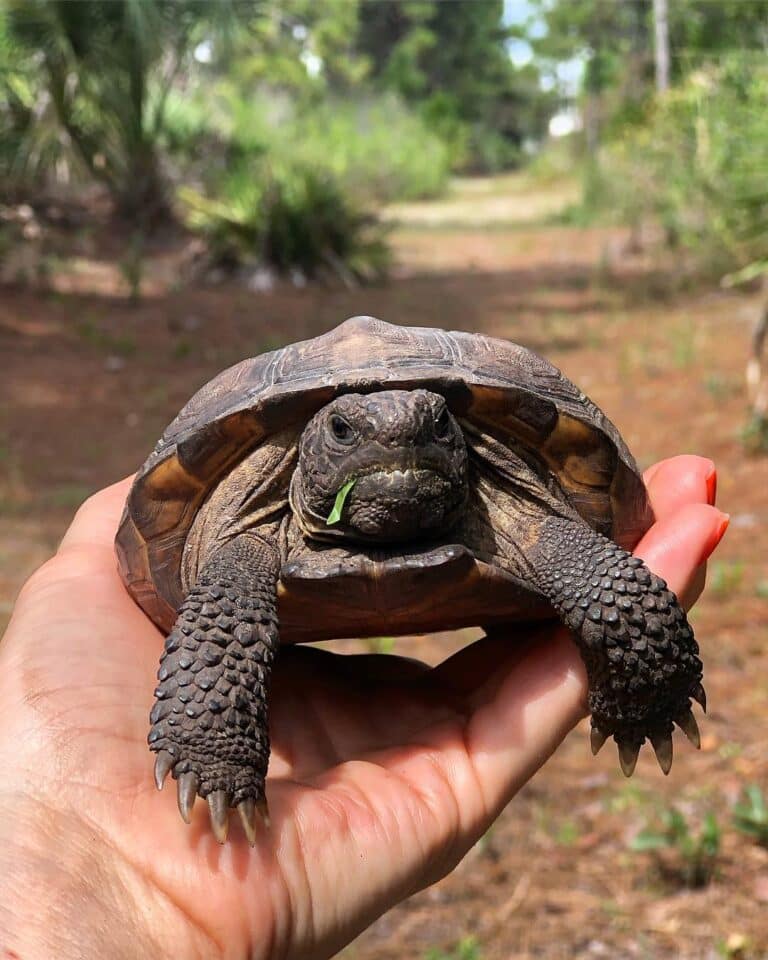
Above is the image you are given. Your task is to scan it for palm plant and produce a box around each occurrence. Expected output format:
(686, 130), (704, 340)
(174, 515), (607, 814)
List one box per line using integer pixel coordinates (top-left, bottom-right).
(0, 0), (233, 221)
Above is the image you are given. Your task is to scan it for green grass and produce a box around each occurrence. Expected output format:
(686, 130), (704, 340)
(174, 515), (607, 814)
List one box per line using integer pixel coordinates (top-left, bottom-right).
(715, 934), (752, 959)
(327, 479), (357, 525)
(75, 318), (137, 356)
(40, 484), (94, 510)
(703, 373), (740, 400)
(603, 781), (652, 814)
(741, 413), (768, 455)
(554, 819), (581, 846)
(668, 318), (697, 369)
(733, 784), (768, 847)
(172, 339), (193, 360)
(424, 937), (483, 960)
(474, 824), (497, 858)
(709, 561), (746, 597)
(630, 806), (721, 888)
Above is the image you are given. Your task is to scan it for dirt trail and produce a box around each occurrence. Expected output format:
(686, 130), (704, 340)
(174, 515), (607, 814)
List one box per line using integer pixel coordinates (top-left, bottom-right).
(1, 183), (767, 958)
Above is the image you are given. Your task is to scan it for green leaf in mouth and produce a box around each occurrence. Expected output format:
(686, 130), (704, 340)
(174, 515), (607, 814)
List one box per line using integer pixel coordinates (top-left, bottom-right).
(326, 478), (356, 525)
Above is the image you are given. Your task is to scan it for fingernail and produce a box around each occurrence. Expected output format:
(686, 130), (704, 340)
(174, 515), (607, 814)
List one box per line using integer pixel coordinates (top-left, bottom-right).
(705, 464), (717, 505)
(715, 512), (730, 543)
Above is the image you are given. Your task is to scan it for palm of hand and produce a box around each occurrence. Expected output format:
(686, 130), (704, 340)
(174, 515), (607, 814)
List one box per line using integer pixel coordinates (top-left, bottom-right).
(0, 458), (723, 960)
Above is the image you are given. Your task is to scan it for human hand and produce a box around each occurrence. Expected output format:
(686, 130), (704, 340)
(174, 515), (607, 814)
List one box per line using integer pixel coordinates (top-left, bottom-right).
(0, 455), (727, 960)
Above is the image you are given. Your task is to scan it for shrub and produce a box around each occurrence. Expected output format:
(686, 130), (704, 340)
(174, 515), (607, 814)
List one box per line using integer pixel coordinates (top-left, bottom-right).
(594, 56), (768, 278)
(278, 95), (452, 203)
(166, 87), (451, 205)
(180, 160), (389, 282)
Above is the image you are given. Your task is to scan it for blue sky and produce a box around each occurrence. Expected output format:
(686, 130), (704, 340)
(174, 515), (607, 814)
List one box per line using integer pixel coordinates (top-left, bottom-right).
(503, 0), (541, 66)
(503, 0), (585, 96)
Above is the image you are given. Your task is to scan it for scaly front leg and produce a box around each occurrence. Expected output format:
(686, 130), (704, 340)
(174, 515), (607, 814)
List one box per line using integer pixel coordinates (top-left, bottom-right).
(148, 534), (279, 843)
(529, 515), (705, 774)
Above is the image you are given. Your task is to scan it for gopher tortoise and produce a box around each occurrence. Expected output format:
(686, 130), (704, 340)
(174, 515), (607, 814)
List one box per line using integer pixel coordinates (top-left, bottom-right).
(116, 316), (705, 843)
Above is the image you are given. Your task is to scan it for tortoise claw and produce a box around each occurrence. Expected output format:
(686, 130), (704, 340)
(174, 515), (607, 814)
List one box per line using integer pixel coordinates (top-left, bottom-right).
(691, 683), (707, 713)
(154, 750), (174, 791)
(237, 796), (270, 845)
(590, 725), (608, 756)
(618, 740), (640, 777)
(651, 733), (673, 775)
(207, 790), (230, 843)
(677, 709), (701, 749)
(257, 796), (271, 829)
(238, 798), (258, 845)
(177, 771), (199, 823)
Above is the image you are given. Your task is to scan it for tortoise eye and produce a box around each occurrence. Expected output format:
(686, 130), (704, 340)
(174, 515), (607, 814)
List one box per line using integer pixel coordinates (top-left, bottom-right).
(434, 406), (451, 439)
(329, 414), (355, 444)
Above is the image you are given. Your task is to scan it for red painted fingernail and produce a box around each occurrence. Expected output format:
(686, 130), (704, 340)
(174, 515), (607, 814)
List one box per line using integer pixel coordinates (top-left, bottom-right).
(705, 465), (717, 506)
(715, 512), (730, 543)
(702, 513), (729, 562)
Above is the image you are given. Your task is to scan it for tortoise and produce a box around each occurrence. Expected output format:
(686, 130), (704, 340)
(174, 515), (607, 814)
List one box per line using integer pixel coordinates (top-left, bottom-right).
(116, 315), (705, 843)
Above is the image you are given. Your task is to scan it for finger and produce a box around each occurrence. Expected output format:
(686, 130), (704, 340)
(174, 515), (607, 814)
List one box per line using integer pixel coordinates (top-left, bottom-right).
(644, 455), (716, 519)
(428, 624), (564, 699)
(457, 630), (586, 821)
(634, 502), (729, 609)
(429, 497), (728, 819)
(684, 564), (707, 611)
(58, 476), (134, 553)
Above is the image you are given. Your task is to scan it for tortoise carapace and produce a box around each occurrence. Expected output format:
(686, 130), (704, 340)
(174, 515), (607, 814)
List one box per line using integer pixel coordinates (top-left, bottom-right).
(116, 316), (705, 843)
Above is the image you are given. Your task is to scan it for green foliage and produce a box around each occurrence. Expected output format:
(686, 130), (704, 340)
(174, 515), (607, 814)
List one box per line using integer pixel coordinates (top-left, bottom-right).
(357, 0), (555, 172)
(74, 318), (137, 356)
(424, 937), (483, 960)
(708, 561), (745, 597)
(741, 413), (768, 456)
(554, 818), (581, 846)
(733, 785), (768, 847)
(0, 0), (231, 218)
(163, 87), (450, 204)
(172, 80), (446, 277)
(529, 0), (768, 143)
(667, 1), (768, 77)
(527, 135), (580, 186)
(365, 636), (396, 655)
(180, 161), (388, 281)
(630, 806), (721, 888)
(591, 58), (768, 278)
(211, 0), (368, 98)
(254, 96), (451, 203)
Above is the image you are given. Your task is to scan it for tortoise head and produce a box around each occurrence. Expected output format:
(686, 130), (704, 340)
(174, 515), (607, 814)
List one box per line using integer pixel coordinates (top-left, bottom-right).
(289, 389), (469, 542)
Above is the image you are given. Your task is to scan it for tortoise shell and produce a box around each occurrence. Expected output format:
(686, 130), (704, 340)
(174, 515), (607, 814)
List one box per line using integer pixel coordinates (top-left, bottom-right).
(116, 315), (652, 637)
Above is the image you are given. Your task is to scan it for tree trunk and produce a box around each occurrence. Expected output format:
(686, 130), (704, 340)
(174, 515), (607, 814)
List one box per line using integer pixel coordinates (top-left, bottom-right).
(653, 0), (671, 93)
(747, 278), (768, 423)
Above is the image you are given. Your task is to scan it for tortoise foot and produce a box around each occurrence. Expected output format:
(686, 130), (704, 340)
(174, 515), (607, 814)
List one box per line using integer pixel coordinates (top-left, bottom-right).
(148, 539), (279, 842)
(151, 747), (270, 844)
(530, 516), (704, 777)
(591, 695), (705, 778)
